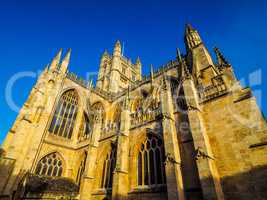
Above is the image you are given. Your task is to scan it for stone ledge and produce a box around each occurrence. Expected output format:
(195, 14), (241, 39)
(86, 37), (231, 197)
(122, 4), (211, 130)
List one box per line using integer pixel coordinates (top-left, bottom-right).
(91, 188), (112, 195)
(129, 184), (167, 194)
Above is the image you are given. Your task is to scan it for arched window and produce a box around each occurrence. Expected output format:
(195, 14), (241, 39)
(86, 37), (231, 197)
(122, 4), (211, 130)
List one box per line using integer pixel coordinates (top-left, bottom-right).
(137, 134), (166, 186)
(49, 89), (78, 139)
(100, 146), (116, 189)
(35, 152), (63, 177)
(90, 102), (105, 128)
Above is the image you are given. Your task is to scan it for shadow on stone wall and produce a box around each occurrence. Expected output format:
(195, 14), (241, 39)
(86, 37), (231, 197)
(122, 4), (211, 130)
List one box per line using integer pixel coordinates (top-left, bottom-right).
(221, 165), (267, 200)
(200, 165), (267, 200)
(1, 165), (267, 200)
(0, 157), (16, 196)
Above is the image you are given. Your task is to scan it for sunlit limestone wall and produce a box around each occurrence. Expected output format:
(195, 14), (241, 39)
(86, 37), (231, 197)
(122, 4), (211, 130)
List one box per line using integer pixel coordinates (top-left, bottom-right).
(201, 90), (267, 200)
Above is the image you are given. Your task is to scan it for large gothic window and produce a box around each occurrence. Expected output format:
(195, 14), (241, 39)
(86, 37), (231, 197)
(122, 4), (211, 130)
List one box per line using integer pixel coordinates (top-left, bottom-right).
(100, 146), (116, 189)
(137, 134), (166, 186)
(35, 152), (63, 177)
(49, 89), (78, 139)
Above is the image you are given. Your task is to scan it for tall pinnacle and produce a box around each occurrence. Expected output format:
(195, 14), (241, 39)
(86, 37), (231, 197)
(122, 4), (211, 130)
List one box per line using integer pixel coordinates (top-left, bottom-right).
(113, 40), (122, 56)
(176, 48), (183, 63)
(185, 23), (194, 34)
(184, 23), (202, 51)
(214, 47), (229, 67)
(61, 48), (72, 73)
(50, 48), (62, 70)
(136, 56), (141, 66)
(150, 64), (154, 81)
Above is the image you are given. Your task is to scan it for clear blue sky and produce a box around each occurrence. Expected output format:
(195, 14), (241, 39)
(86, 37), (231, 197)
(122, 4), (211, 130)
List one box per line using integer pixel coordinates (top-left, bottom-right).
(0, 0), (267, 144)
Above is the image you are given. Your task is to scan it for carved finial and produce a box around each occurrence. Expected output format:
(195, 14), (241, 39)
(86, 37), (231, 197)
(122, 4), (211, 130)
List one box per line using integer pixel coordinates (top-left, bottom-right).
(103, 49), (108, 56)
(136, 56), (141, 64)
(113, 40), (122, 56)
(214, 47), (230, 68)
(136, 56), (141, 69)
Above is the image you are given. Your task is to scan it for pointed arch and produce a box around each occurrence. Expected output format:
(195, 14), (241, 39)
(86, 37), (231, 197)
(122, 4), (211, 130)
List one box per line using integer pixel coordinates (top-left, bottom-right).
(35, 152), (64, 177)
(90, 101), (106, 125)
(49, 89), (79, 139)
(137, 133), (166, 186)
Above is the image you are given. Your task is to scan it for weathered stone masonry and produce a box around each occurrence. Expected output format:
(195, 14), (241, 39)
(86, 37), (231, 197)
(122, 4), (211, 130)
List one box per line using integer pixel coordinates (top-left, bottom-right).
(1, 24), (267, 200)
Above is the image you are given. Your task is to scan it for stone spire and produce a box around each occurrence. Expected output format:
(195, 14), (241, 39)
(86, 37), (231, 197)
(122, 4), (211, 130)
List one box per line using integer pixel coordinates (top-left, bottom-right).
(50, 48), (62, 70)
(136, 56), (141, 67)
(177, 48), (190, 78)
(61, 48), (71, 73)
(214, 47), (230, 67)
(184, 24), (202, 51)
(136, 57), (142, 80)
(176, 48), (183, 63)
(150, 64), (154, 81)
(103, 49), (108, 56)
(113, 40), (122, 56)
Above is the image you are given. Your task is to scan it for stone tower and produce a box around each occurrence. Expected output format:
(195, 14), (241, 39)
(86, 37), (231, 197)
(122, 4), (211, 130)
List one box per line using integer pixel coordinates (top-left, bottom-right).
(96, 40), (142, 93)
(0, 24), (267, 200)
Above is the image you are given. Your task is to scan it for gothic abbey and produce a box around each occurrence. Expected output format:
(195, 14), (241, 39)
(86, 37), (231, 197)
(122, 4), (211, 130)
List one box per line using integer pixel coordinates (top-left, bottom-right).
(0, 24), (267, 200)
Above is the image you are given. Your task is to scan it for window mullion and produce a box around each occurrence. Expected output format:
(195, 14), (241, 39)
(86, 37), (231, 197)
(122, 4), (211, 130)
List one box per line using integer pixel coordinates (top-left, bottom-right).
(52, 100), (64, 134)
(58, 101), (69, 137)
(67, 106), (78, 139)
(61, 102), (73, 137)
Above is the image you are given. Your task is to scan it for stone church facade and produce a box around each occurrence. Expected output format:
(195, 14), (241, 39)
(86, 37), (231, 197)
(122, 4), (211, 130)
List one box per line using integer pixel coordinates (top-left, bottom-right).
(0, 24), (267, 200)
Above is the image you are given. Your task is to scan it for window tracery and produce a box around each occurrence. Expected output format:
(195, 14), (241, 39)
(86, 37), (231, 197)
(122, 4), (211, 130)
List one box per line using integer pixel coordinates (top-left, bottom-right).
(137, 134), (166, 186)
(35, 152), (63, 177)
(49, 89), (78, 139)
